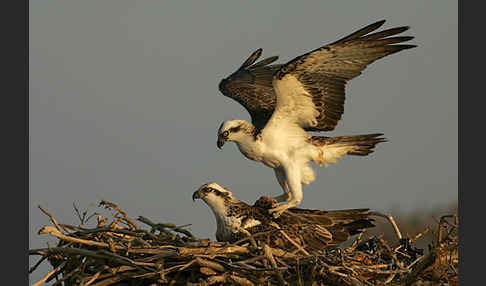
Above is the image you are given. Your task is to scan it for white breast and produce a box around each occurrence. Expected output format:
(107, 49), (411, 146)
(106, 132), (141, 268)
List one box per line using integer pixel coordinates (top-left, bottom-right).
(215, 215), (262, 241)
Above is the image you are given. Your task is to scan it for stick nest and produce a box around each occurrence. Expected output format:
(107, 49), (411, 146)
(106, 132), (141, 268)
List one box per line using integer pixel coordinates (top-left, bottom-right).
(29, 200), (458, 286)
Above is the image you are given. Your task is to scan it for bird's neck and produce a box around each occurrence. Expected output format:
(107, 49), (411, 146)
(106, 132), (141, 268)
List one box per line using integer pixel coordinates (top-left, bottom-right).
(233, 124), (265, 161)
(205, 198), (229, 220)
(206, 200), (246, 241)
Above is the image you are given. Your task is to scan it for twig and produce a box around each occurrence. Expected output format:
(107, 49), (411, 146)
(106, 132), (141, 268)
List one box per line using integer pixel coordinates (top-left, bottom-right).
(263, 243), (287, 285)
(168, 270), (182, 286)
(82, 271), (102, 286)
(397, 250), (437, 285)
(232, 228), (280, 245)
(369, 211), (403, 240)
(268, 222), (310, 256)
(410, 226), (431, 244)
(99, 200), (140, 230)
(32, 261), (67, 286)
(237, 227), (258, 248)
(90, 271), (137, 286)
(29, 256), (47, 274)
(51, 264), (82, 286)
(38, 205), (63, 233)
(195, 274), (226, 286)
(195, 257), (226, 272)
(137, 216), (193, 237)
(407, 255), (425, 270)
(228, 274), (255, 286)
(38, 226), (117, 249)
(296, 257), (303, 286)
(73, 202), (86, 225)
(29, 247), (146, 269)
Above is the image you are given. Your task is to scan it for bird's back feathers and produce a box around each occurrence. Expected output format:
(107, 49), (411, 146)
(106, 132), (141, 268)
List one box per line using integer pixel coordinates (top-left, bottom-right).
(227, 197), (375, 252)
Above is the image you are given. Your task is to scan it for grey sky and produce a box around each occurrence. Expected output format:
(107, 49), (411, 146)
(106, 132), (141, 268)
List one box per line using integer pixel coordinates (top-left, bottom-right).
(29, 1), (457, 283)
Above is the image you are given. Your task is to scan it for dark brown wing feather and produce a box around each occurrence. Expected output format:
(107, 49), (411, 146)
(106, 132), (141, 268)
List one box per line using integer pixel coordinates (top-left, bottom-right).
(219, 21), (415, 133)
(275, 20), (416, 131)
(219, 49), (282, 131)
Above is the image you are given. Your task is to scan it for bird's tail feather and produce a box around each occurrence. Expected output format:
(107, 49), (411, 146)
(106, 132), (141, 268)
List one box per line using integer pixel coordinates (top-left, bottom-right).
(324, 208), (372, 221)
(325, 208), (376, 236)
(309, 133), (387, 167)
(342, 219), (376, 236)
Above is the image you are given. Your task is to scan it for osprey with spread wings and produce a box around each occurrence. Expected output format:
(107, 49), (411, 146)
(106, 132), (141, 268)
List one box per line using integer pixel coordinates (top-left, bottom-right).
(216, 20), (416, 217)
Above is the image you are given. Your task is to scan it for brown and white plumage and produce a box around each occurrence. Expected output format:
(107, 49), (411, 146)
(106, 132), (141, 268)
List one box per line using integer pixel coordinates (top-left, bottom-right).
(216, 20), (415, 217)
(219, 20), (415, 132)
(193, 182), (375, 253)
(219, 49), (281, 131)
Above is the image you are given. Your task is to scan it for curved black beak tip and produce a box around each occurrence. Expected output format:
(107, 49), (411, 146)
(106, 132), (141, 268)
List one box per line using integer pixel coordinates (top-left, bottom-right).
(217, 137), (225, 149)
(192, 191), (200, 201)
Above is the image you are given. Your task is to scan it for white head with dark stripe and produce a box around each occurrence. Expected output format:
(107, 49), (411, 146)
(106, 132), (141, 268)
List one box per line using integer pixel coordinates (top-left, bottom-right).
(192, 182), (238, 216)
(216, 120), (254, 149)
(193, 182), (251, 241)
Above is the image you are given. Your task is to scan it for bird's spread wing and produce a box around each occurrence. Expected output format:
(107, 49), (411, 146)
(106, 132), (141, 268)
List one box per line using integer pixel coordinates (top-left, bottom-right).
(269, 20), (416, 131)
(219, 49), (282, 131)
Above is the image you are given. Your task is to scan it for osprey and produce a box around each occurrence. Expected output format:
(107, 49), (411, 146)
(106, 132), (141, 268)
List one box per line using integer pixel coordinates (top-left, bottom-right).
(193, 182), (375, 253)
(216, 20), (416, 217)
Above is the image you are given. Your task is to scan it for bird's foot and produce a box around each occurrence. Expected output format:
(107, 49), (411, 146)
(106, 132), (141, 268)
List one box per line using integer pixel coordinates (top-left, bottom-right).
(268, 204), (290, 218)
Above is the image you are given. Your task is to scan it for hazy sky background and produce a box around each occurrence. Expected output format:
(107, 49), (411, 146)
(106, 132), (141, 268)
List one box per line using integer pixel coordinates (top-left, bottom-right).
(29, 1), (457, 283)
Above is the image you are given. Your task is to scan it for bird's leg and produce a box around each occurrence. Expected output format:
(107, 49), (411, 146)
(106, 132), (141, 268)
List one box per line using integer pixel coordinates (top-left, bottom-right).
(268, 198), (301, 218)
(269, 165), (303, 218)
(272, 168), (292, 202)
(273, 192), (291, 203)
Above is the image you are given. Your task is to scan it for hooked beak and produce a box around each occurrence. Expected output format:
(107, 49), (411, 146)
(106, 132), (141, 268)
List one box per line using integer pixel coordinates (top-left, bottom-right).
(192, 190), (202, 201)
(217, 135), (226, 149)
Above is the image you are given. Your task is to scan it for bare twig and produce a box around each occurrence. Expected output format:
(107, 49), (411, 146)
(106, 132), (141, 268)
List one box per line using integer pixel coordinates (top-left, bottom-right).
(369, 211), (403, 240)
(29, 256), (47, 274)
(267, 221), (310, 256)
(32, 261), (67, 286)
(38, 205), (63, 233)
(81, 271), (102, 286)
(263, 243), (287, 285)
(73, 202), (86, 224)
(137, 216), (193, 237)
(237, 227), (258, 248)
(99, 200), (140, 230)
(38, 226), (117, 249)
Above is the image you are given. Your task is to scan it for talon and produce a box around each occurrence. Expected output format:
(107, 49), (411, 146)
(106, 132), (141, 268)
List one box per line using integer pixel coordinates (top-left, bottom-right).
(268, 207), (287, 218)
(272, 210), (285, 218)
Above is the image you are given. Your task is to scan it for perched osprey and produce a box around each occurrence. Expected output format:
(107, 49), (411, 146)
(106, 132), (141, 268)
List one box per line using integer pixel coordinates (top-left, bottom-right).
(193, 182), (375, 253)
(216, 20), (415, 217)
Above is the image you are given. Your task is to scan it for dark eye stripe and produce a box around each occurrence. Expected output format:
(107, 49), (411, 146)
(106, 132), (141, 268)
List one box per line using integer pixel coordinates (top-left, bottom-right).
(229, 126), (241, 133)
(208, 189), (230, 199)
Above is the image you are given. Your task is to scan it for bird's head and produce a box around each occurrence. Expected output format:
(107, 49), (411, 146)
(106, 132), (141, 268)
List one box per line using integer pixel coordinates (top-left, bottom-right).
(216, 120), (251, 149)
(192, 182), (238, 213)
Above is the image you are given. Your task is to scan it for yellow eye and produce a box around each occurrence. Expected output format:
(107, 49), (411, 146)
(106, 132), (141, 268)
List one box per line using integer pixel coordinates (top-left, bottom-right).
(222, 131), (229, 137)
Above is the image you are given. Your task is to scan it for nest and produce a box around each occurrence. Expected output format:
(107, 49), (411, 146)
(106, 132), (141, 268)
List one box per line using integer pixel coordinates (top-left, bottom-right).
(29, 200), (458, 286)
